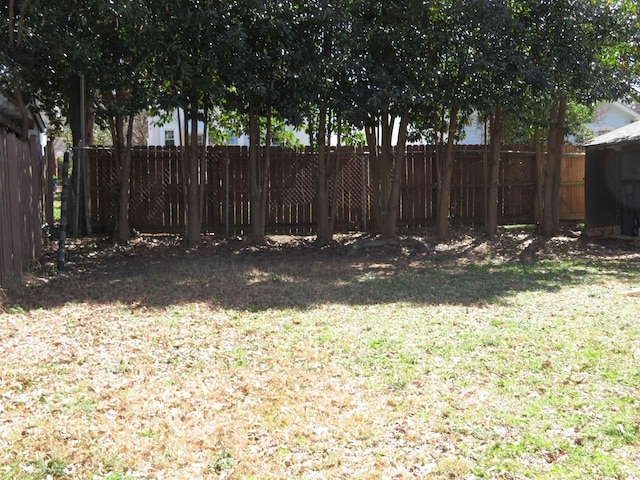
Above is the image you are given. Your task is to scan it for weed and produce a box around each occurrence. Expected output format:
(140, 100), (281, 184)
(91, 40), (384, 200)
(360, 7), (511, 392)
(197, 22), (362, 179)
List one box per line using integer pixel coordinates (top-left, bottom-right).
(32, 457), (68, 477)
(207, 451), (235, 473)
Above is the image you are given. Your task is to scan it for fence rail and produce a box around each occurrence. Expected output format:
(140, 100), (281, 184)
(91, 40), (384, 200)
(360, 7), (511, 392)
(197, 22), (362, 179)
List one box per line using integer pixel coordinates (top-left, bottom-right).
(0, 131), (44, 288)
(88, 144), (585, 235)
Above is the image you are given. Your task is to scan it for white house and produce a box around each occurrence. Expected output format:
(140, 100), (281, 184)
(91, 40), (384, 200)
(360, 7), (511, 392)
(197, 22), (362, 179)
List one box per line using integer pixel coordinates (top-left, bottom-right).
(148, 109), (309, 147)
(147, 109), (208, 147)
(460, 101), (640, 145)
(586, 101), (640, 137)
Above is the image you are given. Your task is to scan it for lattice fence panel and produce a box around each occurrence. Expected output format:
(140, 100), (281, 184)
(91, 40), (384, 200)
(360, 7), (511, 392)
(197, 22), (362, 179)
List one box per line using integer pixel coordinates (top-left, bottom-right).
(334, 151), (370, 230)
(87, 145), (584, 234)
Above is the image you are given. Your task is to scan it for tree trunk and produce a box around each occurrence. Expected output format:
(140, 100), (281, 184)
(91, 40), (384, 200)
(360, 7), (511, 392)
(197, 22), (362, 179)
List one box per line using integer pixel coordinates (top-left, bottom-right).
(366, 123), (380, 232)
(542, 96), (566, 236)
(316, 104), (332, 246)
(533, 126), (545, 226)
(249, 105), (266, 244)
(261, 114), (272, 237)
(379, 109), (409, 239)
(485, 107), (503, 237)
(434, 107), (458, 240)
(367, 113), (406, 239)
(330, 118), (342, 235)
(199, 108), (208, 227)
(551, 97), (566, 231)
(114, 113), (134, 244)
(185, 107), (202, 247)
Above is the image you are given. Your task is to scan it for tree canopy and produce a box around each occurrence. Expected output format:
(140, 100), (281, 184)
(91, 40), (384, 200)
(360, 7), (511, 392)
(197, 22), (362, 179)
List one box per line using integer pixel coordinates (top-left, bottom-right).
(3, 0), (638, 240)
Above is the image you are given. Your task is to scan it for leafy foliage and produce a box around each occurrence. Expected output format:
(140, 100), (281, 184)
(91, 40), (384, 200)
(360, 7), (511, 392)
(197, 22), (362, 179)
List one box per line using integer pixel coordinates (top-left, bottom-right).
(2, 0), (638, 239)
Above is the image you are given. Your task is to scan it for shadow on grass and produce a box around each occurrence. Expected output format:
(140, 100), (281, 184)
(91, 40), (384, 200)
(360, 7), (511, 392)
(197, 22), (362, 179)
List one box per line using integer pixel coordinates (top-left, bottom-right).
(8, 234), (640, 312)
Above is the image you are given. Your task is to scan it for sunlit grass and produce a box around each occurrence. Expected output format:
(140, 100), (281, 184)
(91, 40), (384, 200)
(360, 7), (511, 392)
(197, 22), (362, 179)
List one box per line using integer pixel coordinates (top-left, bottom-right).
(1, 231), (640, 478)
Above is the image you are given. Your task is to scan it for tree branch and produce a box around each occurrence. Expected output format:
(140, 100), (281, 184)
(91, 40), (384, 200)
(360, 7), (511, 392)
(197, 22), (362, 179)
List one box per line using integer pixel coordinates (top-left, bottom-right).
(16, 0), (30, 48)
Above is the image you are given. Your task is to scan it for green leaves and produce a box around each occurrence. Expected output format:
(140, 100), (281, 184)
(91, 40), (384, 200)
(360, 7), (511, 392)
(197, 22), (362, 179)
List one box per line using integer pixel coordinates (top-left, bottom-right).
(3, 0), (637, 148)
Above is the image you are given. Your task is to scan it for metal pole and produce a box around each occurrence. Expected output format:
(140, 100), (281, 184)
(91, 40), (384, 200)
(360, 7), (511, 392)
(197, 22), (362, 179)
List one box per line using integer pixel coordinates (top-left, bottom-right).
(57, 152), (70, 274)
(79, 75), (89, 234)
(71, 76), (85, 236)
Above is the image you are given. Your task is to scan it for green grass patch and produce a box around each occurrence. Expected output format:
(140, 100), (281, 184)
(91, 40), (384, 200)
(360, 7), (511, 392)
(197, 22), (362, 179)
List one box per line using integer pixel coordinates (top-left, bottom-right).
(2, 231), (640, 477)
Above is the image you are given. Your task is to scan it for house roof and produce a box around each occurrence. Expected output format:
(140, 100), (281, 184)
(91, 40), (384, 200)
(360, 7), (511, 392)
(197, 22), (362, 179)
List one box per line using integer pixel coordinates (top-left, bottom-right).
(0, 92), (46, 136)
(584, 120), (640, 148)
(606, 101), (640, 121)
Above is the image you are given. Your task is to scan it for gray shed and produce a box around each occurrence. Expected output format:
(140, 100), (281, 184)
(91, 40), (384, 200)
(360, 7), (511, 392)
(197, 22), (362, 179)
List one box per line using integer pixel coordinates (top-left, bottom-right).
(584, 120), (640, 236)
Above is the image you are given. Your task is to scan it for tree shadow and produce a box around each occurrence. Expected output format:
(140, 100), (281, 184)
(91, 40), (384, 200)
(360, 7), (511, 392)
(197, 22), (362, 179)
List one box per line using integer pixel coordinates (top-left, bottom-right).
(7, 228), (640, 313)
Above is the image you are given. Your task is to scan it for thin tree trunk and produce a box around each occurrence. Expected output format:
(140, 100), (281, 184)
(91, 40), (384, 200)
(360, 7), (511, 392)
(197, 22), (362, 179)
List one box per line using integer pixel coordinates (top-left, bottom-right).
(199, 108), (208, 227)
(330, 116), (342, 235)
(115, 113), (135, 244)
(365, 123), (379, 231)
(185, 110), (201, 247)
(380, 114), (393, 229)
(316, 103), (331, 246)
(369, 113), (399, 237)
(111, 114), (123, 240)
(249, 105), (266, 244)
(434, 107), (458, 240)
(6, 0), (30, 137)
(533, 126), (545, 226)
(542, 96), (566, 236)
(380, 109), (409, 239)
(179, 107), (188, 227)
(485, 107), (503, 236)
(261, 113), (272, 237)
(551, 97), (567, 231)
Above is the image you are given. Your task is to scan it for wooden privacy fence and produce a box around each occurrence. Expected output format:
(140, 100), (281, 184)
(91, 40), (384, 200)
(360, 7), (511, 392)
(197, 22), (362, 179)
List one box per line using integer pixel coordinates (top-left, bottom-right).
(88, 144), (585, 235)
(0, 131), (44, 287)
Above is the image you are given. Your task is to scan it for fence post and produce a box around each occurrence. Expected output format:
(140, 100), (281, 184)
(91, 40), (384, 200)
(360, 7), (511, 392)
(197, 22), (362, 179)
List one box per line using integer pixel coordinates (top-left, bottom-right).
(45, 140), (55, 228)
(225, 149), (230, 236)
(58, 152), (70, 274)
(361, 153), (368, 232)
(82, 143), (91, 235)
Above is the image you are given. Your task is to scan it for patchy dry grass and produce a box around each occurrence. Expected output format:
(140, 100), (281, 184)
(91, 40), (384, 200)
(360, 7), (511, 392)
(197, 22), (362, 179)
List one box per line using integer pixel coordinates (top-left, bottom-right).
(2, 227), (640, 479)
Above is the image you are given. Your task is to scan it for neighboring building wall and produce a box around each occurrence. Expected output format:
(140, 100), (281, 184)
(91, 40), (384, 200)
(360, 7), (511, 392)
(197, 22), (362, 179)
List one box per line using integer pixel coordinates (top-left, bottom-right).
(586, 102), (640, 138)
(460, 113), (486, 145)
(460, 101), (640, 145)
(148, 110), (207, 147)
(148, 109), (309, 147)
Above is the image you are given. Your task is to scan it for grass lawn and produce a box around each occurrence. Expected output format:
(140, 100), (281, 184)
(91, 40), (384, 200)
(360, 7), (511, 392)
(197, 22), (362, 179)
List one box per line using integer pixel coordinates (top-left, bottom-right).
(1, 227), (640, 479)
(53, 190), (61, 223)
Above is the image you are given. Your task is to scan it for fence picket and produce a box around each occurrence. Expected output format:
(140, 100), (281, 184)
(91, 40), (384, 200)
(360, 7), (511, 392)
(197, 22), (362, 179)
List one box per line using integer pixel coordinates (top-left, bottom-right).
(0, 132), (43, 287)
(86, 144), (585, 235)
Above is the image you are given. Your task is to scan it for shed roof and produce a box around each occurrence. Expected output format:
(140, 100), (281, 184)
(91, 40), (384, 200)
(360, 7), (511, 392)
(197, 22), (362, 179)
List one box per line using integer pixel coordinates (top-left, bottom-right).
(584, 120), (640, 147)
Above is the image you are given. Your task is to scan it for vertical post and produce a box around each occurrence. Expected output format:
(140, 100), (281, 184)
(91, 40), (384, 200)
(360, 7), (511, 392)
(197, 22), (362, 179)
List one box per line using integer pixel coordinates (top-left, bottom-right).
(225, 150), (230, 236)
(82, 143), (91, 234)
(58, 152), (70, 274)
(80, 74), (91, 234)
(361, 154), (368, 232)
(73, 76), (85, 236)
(483, 118), (488, 225)
(45, 140), (55, 228)
(71, 146), (80, 237)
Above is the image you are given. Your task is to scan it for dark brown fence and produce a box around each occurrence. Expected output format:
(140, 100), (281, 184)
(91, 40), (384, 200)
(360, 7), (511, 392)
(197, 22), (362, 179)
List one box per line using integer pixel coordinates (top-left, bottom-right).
(0, 131), (44, 287)
(88, 144), (585, 235)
